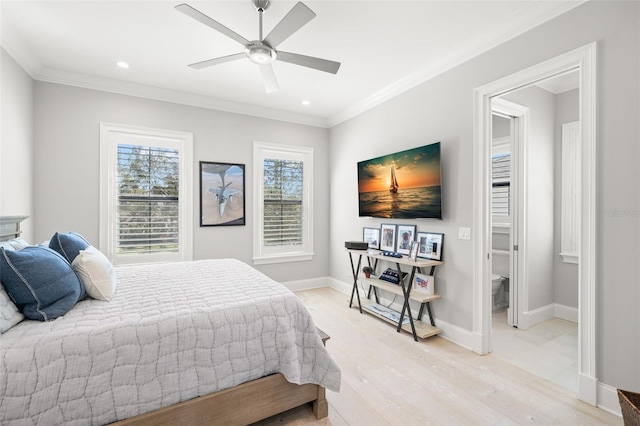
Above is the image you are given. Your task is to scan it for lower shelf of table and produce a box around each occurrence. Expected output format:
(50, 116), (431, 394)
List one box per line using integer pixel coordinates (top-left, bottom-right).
(361, 305), (442, 339)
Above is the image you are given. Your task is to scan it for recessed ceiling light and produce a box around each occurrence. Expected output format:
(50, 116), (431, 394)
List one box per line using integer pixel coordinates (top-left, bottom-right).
(302, 100), (310, 106)
(117, 61), (130, 69)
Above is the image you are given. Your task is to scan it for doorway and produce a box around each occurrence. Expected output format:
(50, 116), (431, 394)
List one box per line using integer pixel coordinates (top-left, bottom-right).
(473, 43), (597, 405)
(489, 77), (580, 393)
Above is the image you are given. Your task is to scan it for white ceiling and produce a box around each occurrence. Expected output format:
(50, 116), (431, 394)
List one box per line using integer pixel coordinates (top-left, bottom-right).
(1, 0), (584, 127)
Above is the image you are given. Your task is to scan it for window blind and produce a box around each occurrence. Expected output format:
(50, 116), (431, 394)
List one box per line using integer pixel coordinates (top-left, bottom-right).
(263, 158), (303, 247)
(117, 144), (180, 254)
(492, 153), (510, 216)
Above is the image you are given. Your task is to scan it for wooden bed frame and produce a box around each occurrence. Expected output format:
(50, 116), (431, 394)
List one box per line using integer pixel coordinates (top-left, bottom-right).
(0, 216), (330, 426)
(112, 330), (330, 426)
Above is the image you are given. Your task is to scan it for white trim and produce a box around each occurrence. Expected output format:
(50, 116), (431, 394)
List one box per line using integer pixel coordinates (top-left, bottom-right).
(327, 1), (586, 127)
(597, 382), (623, 417)
(491, 99), (528, 330)
(253, 253), (313, 265)
(252, 142), (314, 265)
(32, 67), (329, 128)
(561, 121), (581, 264)
(281, 276), (330, 292)
(473, 42), (597, 405)
(4, 2), (584, 130)
(328, 277), (352, 296)
(518, 304), (555, 331)
(99, 122), (193, 264)
(555, 303), (579, 323)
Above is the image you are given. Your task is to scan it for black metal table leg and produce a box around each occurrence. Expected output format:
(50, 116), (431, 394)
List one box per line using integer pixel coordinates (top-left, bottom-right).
(396, 263), (419, 342)
(425, 301), (436, 326)
(348, 252), (363, 313)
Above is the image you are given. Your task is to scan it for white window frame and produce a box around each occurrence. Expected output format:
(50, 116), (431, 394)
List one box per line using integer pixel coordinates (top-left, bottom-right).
(253, 141), (313, 265)
(99, 123), (193, 265)
(560, 121), (580, 264)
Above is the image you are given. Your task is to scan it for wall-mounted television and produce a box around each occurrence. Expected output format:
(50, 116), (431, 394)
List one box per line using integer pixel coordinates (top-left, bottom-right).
(357, 142), (442, 219)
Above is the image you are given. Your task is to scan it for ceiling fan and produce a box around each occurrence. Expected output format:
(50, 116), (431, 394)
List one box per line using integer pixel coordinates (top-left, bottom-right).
(176, 1), (341, 93)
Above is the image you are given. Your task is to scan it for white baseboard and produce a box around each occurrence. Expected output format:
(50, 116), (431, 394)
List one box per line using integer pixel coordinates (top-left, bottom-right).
(519, 303), (555, 330)
(327, 277), (352, 295)
(554, 303), (578, 323)
(436, 319), (479, 352)
(281, 276), (331, 292)
(597, 381), (622, 417)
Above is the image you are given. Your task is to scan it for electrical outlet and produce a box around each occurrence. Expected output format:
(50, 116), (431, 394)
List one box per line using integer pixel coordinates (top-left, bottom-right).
(458, 227), (471, 240)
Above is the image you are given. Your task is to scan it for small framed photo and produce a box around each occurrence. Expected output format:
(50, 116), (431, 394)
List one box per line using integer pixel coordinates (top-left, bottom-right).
(380, 224), (397, 252)
(396, 224), (416, 255)
(363, 227), (381, 250)
(417, 232), (444, 261)
(413, 273), (435, 295)
(200, 161), (246, 226)
(408, 241), (419, 261)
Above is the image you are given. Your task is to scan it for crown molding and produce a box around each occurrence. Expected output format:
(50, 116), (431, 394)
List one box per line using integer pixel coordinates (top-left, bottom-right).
(32, 66), (330, 128)
(327, 1), (586, 127)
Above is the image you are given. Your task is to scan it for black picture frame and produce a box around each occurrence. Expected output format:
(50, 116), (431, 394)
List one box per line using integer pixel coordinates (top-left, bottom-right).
(200, 161), (245, 226)
(363, 227), (381, 249)
(417, 232), (444, 261)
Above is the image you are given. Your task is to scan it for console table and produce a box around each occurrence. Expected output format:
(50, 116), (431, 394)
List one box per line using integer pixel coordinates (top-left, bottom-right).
(346, 248), (443, 342)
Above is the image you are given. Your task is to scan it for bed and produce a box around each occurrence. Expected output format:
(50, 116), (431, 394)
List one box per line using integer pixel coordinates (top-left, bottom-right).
(0, 217), (341, 425)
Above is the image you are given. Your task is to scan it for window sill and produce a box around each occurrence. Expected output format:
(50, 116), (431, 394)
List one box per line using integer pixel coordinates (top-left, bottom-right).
(560, 252), (579, 264)
(253, 253), (314, 265)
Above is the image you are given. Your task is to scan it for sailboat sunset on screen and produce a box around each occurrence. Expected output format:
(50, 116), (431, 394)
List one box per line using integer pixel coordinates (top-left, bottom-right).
(357, 142), (442, 219)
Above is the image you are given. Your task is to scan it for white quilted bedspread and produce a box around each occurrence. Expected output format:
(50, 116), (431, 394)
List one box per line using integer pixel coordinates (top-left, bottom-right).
(0, 259), (341, 425)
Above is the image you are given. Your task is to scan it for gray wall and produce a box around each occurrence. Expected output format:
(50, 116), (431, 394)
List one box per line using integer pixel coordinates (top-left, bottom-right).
(32, 82), (331, 283)
(329, 1), (639, 390)
(554, 88), (579, 308)
(1, 48), (34, 241)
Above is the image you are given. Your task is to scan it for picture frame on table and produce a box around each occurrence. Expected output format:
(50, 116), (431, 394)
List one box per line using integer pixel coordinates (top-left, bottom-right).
(413, 273), (435, 295)
(380, 223), (397, 252)
(200, 161), (246, 226)
(408, 241), (420, 262)
(417, 232), (444, 261)
(408, 241), (419, 261)
(363, 227), (381, 250)
(395, 224), (416, 255)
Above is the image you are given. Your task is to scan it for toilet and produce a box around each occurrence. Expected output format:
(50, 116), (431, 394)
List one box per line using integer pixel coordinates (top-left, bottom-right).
(491, 274), (504, 309)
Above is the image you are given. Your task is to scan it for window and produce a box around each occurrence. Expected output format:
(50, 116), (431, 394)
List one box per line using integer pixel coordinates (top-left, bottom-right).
(100, 123), (193, 264)
(253, 142), (313, 264)
(491, 153), (511, 216)
(491, 136), (511, 218)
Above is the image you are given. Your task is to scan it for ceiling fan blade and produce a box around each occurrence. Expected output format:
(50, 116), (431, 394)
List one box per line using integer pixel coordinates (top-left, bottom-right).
(263, 2), (315, 48)
(176, 3), (249, 47)
(259, 64), (279, 93)
(189, 52), (246, 69)
(277, 51), (340, 74)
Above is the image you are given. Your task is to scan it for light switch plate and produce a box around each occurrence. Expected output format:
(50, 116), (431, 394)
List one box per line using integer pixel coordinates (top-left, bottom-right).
(459, 227), (471, 240)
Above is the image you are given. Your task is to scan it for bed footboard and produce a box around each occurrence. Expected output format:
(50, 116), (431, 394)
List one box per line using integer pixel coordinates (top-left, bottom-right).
(112, 329), (331, 425)
(111, 373), (326, 426)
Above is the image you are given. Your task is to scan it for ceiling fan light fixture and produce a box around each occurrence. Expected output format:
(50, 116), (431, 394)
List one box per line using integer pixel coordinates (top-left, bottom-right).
(245, 41), (277, 64)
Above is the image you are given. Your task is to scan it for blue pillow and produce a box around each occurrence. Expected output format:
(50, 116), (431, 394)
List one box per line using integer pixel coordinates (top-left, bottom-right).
(0, 246), (84, 321)
(49, 232), (90, 263)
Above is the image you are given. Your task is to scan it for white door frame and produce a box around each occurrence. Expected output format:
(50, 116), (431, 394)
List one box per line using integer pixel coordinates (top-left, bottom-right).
(472, 42), (597, 405)
(491, 99), (528, 330)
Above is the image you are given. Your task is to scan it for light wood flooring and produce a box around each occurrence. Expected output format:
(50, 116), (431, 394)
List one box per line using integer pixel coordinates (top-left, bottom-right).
(492, 308), (579, 394)
(255, 287), (621, 426)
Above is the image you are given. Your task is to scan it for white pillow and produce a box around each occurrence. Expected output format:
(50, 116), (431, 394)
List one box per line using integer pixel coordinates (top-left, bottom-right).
(0, 285), (25, 333)
(72, 246), (117, 301)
